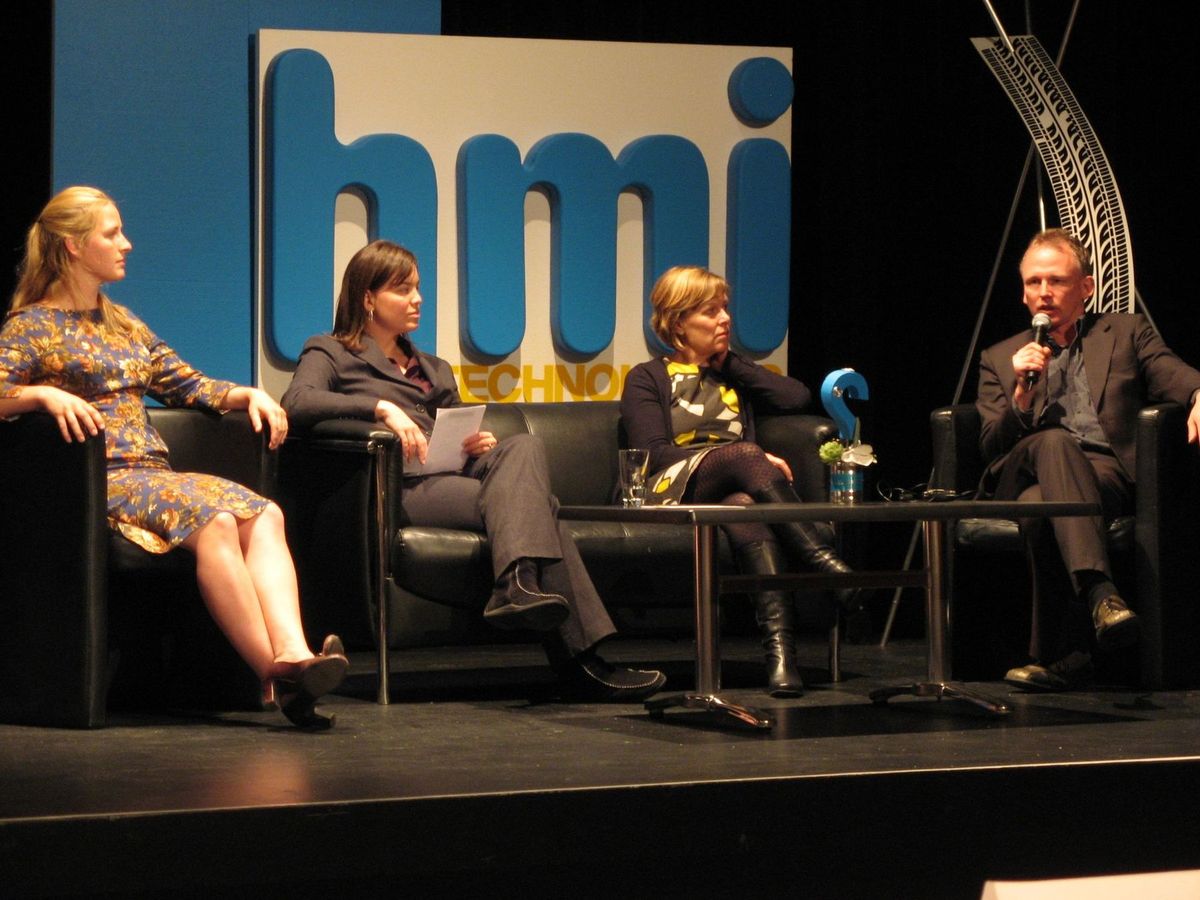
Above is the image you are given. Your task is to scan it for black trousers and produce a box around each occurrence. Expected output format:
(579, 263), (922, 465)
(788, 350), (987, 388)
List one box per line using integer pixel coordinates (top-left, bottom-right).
(987, 428), (1132, 660)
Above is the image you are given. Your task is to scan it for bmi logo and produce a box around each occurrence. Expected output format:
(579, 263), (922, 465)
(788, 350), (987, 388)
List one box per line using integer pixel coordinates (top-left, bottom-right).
(260, 36), (792, 398)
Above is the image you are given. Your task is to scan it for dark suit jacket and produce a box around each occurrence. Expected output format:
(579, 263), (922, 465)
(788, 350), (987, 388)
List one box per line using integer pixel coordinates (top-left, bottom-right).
(281, 334), (462, 440)
(977, 312), (1200, 484)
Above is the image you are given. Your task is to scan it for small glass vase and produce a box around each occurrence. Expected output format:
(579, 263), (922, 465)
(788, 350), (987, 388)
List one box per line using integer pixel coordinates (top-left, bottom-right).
(828, 460), (863, 504)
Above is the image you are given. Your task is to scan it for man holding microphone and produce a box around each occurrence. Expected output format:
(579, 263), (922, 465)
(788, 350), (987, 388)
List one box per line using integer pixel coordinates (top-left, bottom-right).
(976, 228), (1200, 691)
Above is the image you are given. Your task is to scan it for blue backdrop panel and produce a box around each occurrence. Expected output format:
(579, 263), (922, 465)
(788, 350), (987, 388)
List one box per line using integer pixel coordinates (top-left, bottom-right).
(53, 0), (439, 383)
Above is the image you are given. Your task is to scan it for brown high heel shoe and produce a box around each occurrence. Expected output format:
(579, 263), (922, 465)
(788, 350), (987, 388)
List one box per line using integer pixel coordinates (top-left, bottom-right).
(274, 647), (348, 730)
(261, 678), (280, 712)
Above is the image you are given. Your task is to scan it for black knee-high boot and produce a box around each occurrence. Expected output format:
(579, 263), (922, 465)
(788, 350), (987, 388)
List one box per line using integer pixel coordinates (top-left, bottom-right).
(752, 482), (862, 613)
(736, 540), (803, 697)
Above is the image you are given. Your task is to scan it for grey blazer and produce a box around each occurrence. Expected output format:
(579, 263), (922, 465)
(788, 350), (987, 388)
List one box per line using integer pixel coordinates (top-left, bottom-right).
(281, 334), (463, 440)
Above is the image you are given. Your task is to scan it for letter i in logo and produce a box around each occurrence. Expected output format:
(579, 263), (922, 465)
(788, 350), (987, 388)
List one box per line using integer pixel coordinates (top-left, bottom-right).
(727, 57), (793, 354)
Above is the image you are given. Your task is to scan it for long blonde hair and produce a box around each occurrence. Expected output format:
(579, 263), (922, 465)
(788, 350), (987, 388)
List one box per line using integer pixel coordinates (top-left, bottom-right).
(11, 186), (133, 333)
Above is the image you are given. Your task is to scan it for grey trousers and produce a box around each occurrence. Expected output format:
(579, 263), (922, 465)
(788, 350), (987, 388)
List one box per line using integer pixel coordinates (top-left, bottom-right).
(399, 433), (615, 654)
(989, 428), (1132, 659)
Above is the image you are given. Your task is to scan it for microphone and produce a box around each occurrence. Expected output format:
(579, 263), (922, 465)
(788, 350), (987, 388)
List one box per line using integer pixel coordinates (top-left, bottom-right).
(1023, 312), (1053, 391)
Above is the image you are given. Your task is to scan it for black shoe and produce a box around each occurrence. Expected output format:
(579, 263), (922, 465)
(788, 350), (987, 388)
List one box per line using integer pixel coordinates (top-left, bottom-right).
(752, 483), (862, 613)
(484, 559), (571, 632)
(557, 651), (667, 703)
(737, 541), (803, 697)
(760, 631), (804, 698)
(276, 653), (349, 730)
(1004, 651), (1094, 692)
(1092, 595), (1140, 651)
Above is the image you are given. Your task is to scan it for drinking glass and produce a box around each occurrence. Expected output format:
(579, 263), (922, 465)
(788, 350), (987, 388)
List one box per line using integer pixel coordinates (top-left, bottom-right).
(618, 448), (650, 508)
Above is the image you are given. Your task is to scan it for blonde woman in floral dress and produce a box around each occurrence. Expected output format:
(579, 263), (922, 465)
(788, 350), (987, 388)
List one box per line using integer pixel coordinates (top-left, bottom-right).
(0, 186), (347, 729)
(620, 265), (859, 697)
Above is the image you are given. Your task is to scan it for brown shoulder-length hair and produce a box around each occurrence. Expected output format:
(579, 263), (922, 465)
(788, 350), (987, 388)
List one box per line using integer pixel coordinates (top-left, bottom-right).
(332, 240), (418, 351)
(11, 185), (133, 334)
(649, 265), (730, 349)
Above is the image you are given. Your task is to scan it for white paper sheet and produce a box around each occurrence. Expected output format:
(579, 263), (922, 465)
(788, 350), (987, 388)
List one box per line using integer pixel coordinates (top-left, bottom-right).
(418, 405), (486, 475)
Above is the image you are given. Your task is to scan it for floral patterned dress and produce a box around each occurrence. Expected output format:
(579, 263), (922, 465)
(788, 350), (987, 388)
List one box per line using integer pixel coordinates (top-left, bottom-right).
(0, 304), (268, 553)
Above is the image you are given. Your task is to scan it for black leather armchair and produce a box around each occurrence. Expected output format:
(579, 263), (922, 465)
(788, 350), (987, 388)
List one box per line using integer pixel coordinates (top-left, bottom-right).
(930, 403), (1200, 688)
(0, 409), (274, 727)
(278, 401), (840, 701)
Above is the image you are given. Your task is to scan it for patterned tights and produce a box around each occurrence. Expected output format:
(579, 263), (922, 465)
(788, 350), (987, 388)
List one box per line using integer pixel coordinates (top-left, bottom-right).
(684, 442), (787, 552)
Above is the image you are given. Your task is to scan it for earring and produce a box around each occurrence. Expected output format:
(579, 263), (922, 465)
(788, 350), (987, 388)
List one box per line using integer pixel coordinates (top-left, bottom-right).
(367, 307), (375, 322)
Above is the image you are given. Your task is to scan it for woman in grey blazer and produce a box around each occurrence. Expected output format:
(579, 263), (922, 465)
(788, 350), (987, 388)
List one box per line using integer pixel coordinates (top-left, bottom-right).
(282, 240), (665, 702)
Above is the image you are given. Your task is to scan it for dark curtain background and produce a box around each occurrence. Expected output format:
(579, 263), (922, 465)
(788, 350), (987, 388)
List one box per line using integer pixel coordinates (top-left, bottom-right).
(3, 3), (52, 307)
(7, 1), (1196, 634)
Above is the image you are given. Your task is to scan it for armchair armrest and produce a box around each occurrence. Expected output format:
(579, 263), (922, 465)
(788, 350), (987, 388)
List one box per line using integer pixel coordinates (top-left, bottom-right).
(299, 419), (403, 505)
(756, 414), (838, 502)
(277, 420), (400, 648)
(930, 404), (983, 492)
(0, 413), (109, 727)
(1134, 402), (1186, 521)
(306, 417), (399, 448)
(148, 408), (277, 495)
(1134, 402), (1200, 687)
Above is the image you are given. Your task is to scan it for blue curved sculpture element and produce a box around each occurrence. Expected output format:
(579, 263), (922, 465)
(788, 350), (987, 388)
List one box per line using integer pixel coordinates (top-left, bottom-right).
(820, 368), (870, 441)
(457, 132), (708, 358)
(265, 49), (438, 362)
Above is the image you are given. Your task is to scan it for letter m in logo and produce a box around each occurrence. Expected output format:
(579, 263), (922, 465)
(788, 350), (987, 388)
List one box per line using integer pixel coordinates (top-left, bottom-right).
(457, 133), (709, 357)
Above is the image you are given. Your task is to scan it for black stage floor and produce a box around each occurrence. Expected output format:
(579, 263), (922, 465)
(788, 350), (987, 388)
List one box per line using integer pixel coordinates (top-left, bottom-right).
(3, 636), (1200, 899)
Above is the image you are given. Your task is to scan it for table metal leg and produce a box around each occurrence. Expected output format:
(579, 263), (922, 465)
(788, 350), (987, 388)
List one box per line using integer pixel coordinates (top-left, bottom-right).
(645, 522), (772, 729)
(694, 521), (720, 695)
(925, 517), (950, 683)
(829, 616), (842, 684)
(370, 440), (391, 706)
(869, 518), (1011, 716)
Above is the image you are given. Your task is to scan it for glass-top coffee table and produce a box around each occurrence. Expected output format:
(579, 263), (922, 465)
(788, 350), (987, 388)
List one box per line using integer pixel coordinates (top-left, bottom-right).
(558, 500), (1098, 728)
